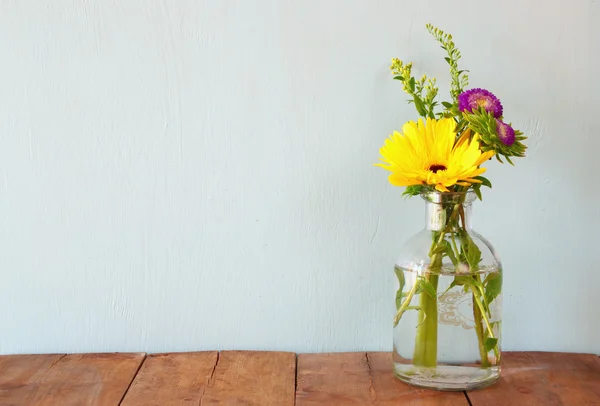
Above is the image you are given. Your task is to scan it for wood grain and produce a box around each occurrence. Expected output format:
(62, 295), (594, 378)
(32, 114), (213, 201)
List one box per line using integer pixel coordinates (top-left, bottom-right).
(0, 353), (145, 406)
(367, 352), (470, 405)
(296, 352), (468, 405)
(120, 351), (218, 405)
(466, 352), (600, 405)
(200, 351), (296, 406)
(2, 351), (598, 405)
(296, 353), (372, 405)
(0, 354), (65, 405)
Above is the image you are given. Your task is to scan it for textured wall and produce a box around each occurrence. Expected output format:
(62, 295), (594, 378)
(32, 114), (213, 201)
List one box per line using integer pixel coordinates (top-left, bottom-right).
(1, 0), (599, 354)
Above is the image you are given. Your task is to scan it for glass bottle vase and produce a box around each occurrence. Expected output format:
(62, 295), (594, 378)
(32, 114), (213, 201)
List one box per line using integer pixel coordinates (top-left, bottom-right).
(392, 191), (502, 391)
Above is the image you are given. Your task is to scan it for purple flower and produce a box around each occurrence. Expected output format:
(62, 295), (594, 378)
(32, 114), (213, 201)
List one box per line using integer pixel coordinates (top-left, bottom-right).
(458, 88), (503, 118)
(496, 120), (515, 146)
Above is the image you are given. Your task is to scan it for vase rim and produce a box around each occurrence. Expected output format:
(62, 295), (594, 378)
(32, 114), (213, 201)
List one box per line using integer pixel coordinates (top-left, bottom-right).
(420, 189), (477, 204)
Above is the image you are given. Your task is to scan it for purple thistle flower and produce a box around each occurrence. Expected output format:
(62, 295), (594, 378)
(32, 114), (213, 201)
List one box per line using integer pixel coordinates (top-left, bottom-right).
(496, 120), (515, 146)
(458, 88), (503, 118)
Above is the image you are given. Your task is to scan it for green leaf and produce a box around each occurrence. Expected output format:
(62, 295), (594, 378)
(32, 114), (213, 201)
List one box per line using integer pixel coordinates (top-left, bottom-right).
(441, 101), (454, 109)
(456, 275), (482, 288)
(394, 268), (405, 310)
(484, 271), (502, 305)
(395, 290), (403, 310)
(418, 277), (437, 299)
(402, 185), (423, 198)
(445, 241), (458, 266)
(474, 176), (492, 188)
(393, 305), (422, 327)
(473, 184), (483, 201)
(440, 274), (482, 297)
(393, 75), (404, 81)
(409, 77), (416, 92)
(484, 337), (498, 352)
(413, 95), (427, 117)
(449, 275), (467, 288)
(430, 241), (447, 256)
(440, 274), (463, 297)
(460, 231), (482, 270)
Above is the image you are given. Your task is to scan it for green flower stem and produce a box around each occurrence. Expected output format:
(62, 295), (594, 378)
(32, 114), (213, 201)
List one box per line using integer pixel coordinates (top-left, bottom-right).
(472, 287), (495, 340)
(393, 280), (420, 326)
(470, 284), (500, 361)
(413, 273), (439, 367)
(412, 204), (461, 367)
(456, 204), (500, 366)
(450, 233), (460, 260)
(471, 287), (491, 368)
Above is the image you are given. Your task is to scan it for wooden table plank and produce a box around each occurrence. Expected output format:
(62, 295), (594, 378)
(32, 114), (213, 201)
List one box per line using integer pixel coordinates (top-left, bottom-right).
(0, 354), (65, 405)
(296, 353), (371, 405)
(367, 352), (470, 405)
(296, 352), (468, 405)
(200, 351), (296, 406)
(2, 351), (598, 405)
(120, 351), (218, 405)
(0, 353), (145, 406)
(466, 352), (600, 405)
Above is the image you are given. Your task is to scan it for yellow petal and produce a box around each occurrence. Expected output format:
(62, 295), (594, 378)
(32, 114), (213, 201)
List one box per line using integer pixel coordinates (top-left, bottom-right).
(375, 118), (493, 190)
(454, 129), (472, 149)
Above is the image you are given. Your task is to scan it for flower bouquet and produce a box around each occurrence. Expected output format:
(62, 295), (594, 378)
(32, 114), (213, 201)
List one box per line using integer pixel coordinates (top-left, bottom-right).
(376, 25), (527, 390)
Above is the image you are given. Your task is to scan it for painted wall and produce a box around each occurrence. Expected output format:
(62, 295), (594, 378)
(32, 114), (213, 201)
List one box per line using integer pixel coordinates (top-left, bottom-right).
(1, 0), (599, 354)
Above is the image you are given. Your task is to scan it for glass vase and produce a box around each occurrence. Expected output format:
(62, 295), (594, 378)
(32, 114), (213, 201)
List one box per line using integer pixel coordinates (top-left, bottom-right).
(392, 190), (502, 391)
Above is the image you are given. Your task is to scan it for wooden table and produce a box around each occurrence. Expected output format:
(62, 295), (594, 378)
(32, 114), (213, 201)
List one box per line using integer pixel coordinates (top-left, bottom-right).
(1, 351), (599, 405)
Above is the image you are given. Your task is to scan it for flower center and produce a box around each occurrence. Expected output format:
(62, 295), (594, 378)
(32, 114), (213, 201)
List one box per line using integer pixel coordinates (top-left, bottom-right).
(428, 164), (447, 173)
(476, 98), (490, 108)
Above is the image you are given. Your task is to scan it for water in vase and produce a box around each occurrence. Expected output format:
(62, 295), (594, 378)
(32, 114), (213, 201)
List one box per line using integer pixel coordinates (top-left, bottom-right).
(393, 265), (502, 391)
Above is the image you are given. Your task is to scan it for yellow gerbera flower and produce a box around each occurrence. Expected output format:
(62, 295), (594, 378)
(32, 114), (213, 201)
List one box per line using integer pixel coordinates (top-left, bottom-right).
(376, 118), (494, 192)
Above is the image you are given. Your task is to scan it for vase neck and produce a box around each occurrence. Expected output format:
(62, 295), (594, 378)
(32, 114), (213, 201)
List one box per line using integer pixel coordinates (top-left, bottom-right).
(422, 191), (475, 231)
